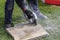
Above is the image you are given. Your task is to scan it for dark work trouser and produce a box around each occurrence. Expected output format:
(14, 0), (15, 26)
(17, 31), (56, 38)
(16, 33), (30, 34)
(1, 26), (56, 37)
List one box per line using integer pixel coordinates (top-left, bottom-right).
(5, 0), (14, 24)
(5, 0), (38, 24)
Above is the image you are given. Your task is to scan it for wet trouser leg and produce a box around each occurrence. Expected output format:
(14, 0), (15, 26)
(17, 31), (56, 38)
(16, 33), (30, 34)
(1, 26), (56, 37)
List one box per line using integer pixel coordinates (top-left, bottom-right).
(28, 0), (38, 11)
(5, 0), (14, 24)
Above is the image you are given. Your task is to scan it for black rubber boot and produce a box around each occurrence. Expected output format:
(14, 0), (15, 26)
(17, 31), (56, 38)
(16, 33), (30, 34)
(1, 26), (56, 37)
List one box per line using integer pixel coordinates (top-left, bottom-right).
(5, 24), (12, 28)
(4, 23), (14, 28)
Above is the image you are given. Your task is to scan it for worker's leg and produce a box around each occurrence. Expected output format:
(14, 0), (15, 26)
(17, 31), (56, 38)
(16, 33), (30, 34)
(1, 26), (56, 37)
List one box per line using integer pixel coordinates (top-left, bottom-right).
(5, 0), (14, 28)
(28, 0), (48, 19)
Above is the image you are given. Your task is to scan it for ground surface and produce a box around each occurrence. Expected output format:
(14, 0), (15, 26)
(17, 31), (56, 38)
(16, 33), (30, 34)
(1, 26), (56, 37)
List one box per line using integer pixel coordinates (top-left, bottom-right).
(0, 0), (60, 40)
